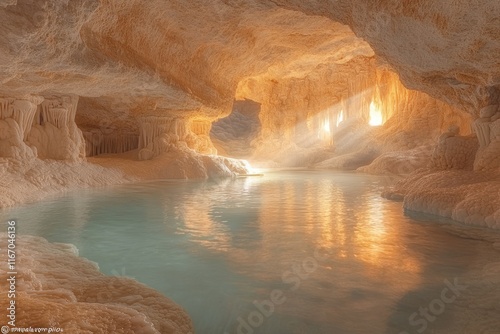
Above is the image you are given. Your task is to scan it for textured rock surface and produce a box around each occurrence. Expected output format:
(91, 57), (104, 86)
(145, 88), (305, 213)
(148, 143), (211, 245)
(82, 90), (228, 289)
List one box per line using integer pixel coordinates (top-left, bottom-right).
(211, 100), (261, 158)
(0, 1), (499, 219)
(265, 0), (500, 115)
(432, 134), (479, 171)
(0, 234), (194, 334)
(384, 170), (500, 228)
(0, 158), (130, 208)
(236, 65), (472, 169)
(1, 1), (499, 118)
(1, 1), (500, 332)
(0, 0), (373, 125)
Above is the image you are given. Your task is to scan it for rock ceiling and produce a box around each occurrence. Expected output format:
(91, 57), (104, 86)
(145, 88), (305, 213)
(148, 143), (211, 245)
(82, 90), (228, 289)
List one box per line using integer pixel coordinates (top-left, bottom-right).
(1, 0), (499, 127)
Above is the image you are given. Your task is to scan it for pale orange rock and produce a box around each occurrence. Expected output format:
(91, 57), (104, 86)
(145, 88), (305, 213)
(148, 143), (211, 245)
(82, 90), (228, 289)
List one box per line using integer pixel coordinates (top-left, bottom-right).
(0, 1), (499, 221)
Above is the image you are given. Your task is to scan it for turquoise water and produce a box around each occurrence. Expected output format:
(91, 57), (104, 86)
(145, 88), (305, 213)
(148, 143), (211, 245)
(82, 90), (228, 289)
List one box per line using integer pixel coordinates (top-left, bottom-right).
(2, 171), (500, 333)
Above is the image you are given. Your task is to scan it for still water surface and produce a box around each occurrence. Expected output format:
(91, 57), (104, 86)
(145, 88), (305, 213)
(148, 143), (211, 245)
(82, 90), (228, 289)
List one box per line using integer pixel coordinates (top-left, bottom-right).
(2, 171), (500, 333)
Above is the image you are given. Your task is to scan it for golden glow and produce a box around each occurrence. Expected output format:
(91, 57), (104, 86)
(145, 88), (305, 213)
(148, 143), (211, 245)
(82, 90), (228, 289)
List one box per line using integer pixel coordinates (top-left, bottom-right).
(369, 101), (383, 126)
(317, 116), (332, 144)
(241, 159), (255, 174)
(170, 172), (424, 334)
(177, 179), (423, 275)
(336, 110), (344, 127)
(323, 119), (331, 133)
(174, 189), (232, 253)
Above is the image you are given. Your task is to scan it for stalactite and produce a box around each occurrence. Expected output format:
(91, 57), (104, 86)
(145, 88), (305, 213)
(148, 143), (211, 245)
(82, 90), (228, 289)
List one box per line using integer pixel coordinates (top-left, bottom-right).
(63, 95), (79, 123)
(172, 118), (188, 139)
(474, 119), (491, 147)
(138, 116), (176, 160)
(13, 101), (37, 141)
(136, 116), (210, 160)
(0, 98), (15, 119)
(27, 95), (85, 162)
(39, 95), (78, 129)
(190, 119), (212, 136)
(42, 107), (69, 129)
(138, 116), (174, 149)
(83, 130), (139, 157)
(0, 99), (38, 141)
(0, 97), (41, 159)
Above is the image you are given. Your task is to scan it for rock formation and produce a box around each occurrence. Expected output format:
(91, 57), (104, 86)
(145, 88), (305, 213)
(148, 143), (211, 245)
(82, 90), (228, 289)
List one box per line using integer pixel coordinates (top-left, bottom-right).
(2, 0), (500, 332)
(0, 233), (194, 334)
(0, 0), (498, 219)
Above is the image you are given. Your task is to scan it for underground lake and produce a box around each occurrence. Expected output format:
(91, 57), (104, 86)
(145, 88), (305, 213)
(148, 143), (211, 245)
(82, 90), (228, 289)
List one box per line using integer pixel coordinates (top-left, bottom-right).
(2, 170), (499, 334)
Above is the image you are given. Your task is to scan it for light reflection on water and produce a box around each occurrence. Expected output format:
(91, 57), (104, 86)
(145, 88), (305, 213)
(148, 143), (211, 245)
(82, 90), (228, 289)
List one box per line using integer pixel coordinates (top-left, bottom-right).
(1, 170), (500, 334)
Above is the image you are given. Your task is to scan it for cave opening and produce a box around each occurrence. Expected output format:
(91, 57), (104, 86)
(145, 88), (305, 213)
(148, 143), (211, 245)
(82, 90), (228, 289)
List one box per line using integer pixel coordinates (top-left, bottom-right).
(210, 99), (262, 159)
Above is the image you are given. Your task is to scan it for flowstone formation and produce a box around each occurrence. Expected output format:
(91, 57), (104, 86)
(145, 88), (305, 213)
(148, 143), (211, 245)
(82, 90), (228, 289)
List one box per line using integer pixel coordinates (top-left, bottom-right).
(0, 234), (194, 334)
(0, 97), (39, 160)
(1, 95), (86, 162)
(29, 95), (86, 161)
(384, 104), (500, 228)
(1, 1), (500, 332)
(0, 1), (499, 217)
(137, 116), (215, 161)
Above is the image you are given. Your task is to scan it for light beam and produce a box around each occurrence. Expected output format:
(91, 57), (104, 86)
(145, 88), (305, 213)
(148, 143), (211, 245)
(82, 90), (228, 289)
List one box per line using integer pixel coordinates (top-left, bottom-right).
(369, 101), (383, 126)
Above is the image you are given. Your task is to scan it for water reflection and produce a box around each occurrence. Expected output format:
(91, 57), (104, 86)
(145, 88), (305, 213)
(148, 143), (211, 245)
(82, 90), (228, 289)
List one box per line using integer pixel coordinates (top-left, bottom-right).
(1, 171), (499, 333)
(141, 172), (427, 332)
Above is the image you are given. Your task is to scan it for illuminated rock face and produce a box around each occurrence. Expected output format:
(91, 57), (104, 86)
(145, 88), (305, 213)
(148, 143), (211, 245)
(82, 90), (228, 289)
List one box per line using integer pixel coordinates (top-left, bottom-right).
(0, 1), (499, 215)
(432, 131), (479, 171)
(235, 62), (472, 169)
(0, 1), (499, 331)
(264, 0), (500, 115)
